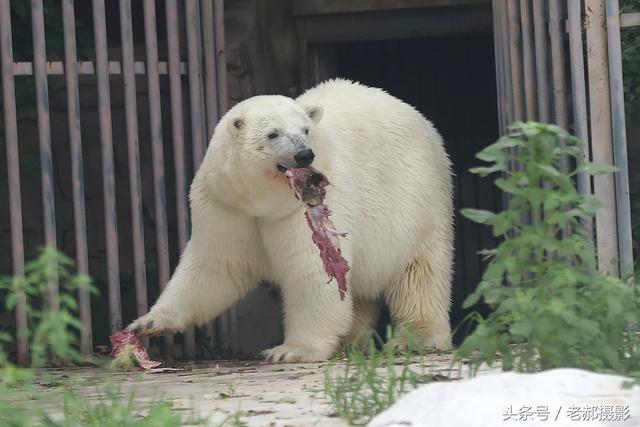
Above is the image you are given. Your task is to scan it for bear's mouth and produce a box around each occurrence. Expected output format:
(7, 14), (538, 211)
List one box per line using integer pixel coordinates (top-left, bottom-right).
(276, 164), (288, 173)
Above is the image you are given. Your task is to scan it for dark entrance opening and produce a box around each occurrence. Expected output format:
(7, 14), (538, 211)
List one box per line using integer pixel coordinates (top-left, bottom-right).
(310, 34), (500, 342)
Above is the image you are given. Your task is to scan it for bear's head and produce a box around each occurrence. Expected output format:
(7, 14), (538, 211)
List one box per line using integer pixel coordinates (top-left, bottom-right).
(204, 95), (324, 216)
(224, 95), (322, 173)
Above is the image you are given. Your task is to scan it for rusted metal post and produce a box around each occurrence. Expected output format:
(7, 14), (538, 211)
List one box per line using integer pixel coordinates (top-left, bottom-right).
(605, 0), (633, 277)
(567, 0), (595, 246)
(532, 0), (551, 123)
(507, 0), (525, 122)
(143, 0), (177, 356)
(548, 0), (569, 129)
(119, 0), (148, 322)
(519, 0), (538, 121)
(492, 0), (505, 132)
(186, 0), (206, 170)
(202, 0), (219, 135)
(92, 0), (122, 332)
(585, 0), (618, 275)
(214, 0), (229, 113)
(212, 0), (237, 354)
(1, 0), (29, 366)
(200, 0), (219, 352)
(62, 0), (93, 355)
(499, 0), (514, 127)
(165, 0), (189, 252)
(31, 0), (59, 309)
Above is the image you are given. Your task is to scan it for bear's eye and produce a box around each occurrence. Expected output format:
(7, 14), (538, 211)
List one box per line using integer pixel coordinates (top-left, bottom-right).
(303, 128), (309, 135)
(267, 132), (279, 139)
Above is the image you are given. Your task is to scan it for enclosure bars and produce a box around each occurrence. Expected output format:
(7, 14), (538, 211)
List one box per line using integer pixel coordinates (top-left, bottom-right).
(0, 0), (28, 365)
(1, 0), (231, 364)
(31, 0), (59, 312)
(62, 0), (93, 356)
(119, 0), (148, 351)
(605, 0), (633, 277)
(491, 0), (637, 277)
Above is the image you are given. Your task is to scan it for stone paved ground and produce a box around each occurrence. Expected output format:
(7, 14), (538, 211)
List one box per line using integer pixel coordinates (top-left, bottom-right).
(32, 351), (500, 426)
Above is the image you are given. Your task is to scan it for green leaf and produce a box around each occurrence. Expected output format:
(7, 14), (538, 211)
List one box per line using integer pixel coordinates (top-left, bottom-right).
(574, 162), (618, 176)
(469, 164), (505, 177)
(460, 208), (496, 224)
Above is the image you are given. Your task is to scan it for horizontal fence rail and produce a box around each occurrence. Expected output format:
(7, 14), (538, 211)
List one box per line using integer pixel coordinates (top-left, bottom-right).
(13, 61), (189, 75)
(0, 0), (230, 364)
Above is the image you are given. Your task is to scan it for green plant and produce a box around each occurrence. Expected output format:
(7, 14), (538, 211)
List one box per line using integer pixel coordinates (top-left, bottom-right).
(458, 122), (640, 379)
(0, 248), (225, 426)
(1, 246), (96, 368)
(324, 332), (441, 425)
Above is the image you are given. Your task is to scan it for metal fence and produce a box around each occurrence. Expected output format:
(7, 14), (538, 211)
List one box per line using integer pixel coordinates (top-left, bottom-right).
(492, 0), (638, 277)
(1, 0), (229, 365)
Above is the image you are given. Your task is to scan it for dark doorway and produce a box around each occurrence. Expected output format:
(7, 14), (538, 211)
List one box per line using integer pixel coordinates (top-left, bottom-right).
(311, 34), (501, 341)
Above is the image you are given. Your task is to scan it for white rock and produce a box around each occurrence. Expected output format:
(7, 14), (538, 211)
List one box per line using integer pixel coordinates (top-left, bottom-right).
(368, 369), (640, 427)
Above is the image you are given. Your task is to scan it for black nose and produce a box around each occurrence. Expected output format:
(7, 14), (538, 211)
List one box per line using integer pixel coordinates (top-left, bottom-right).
(294, 148), (315, 166)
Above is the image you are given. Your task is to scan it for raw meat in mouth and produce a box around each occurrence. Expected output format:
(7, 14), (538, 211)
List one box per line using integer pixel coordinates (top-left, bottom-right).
(285, 167), (350, 300)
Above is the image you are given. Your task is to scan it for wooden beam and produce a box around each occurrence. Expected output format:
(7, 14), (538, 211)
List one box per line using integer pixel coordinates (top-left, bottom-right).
(299, 5), (492, 44)
(292, 0), (490, 16)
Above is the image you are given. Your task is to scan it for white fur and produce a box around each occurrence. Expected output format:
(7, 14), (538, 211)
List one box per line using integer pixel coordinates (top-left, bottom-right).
(128, 79), (454, 361)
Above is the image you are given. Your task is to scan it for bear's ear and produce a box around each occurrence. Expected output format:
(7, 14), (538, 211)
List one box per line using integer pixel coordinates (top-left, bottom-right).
(227, 117), (244, 138)
(305, 105), (323, 125)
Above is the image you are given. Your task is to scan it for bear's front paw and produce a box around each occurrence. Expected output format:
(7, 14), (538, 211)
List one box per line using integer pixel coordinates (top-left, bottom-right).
(262, 343), (333, 363)
(126, 310), (183, 337)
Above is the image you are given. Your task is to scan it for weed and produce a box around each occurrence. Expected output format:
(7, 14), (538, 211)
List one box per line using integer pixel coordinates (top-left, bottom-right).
(0, 247), (245, 426)
(458, 122), (640, 378)
(324, 332), (442, 425)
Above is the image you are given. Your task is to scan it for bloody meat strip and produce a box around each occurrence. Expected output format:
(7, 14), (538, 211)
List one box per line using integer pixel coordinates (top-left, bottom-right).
(110, 330), (161, 370)
(285, 167), (350, 300)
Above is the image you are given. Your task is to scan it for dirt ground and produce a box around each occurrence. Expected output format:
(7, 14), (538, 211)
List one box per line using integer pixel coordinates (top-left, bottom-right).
(30, 351), (488, 426)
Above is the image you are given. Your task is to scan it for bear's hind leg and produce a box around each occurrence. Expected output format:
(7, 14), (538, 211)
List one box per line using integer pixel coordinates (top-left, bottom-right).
(385, 242), (453, 352)
(342, 297), (382, 353)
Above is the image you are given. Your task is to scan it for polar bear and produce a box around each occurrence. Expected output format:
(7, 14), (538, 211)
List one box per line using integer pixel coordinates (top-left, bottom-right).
(128, 79), (454, 362)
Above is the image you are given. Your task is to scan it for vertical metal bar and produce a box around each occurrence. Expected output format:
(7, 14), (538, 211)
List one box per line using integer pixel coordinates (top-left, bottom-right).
(213, 0), (228, 114)
(92, 0), (122, 332)
(549, 0), (570, 130)
(201, 0), (219, 134)
(166, 0), (190, 359)
(520, 0), (538, 121)
(532, 0), (551, 123)
(165, 0), (189, 252)
(200, 0), (219, 352)
(500, 0), (514, 126)
(186, 0), (206, 169)
(585, 0), (618, 275)
(567, 0), (595, 248)
(62, 0), (92, 355)
(605, 0), (633, 277)
(1, 0), (29, 366)
(31, 0), (59, 309)
(507, 0), (525, 122)
(184, 0), (204, 359)
(213, 0), (237, 355)
(549, 0), (572, 241)
(119, 0), (148, 321)
(492, 0), (506, 132)
(143, 0), (176, 355)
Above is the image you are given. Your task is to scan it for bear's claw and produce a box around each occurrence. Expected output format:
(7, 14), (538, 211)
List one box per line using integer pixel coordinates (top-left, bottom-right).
(126, 311), (182, 337)
(262, 343), (332, 363)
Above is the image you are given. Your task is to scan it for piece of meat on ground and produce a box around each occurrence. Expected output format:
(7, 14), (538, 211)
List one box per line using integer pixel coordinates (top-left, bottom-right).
(110, 330), (161, 370)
